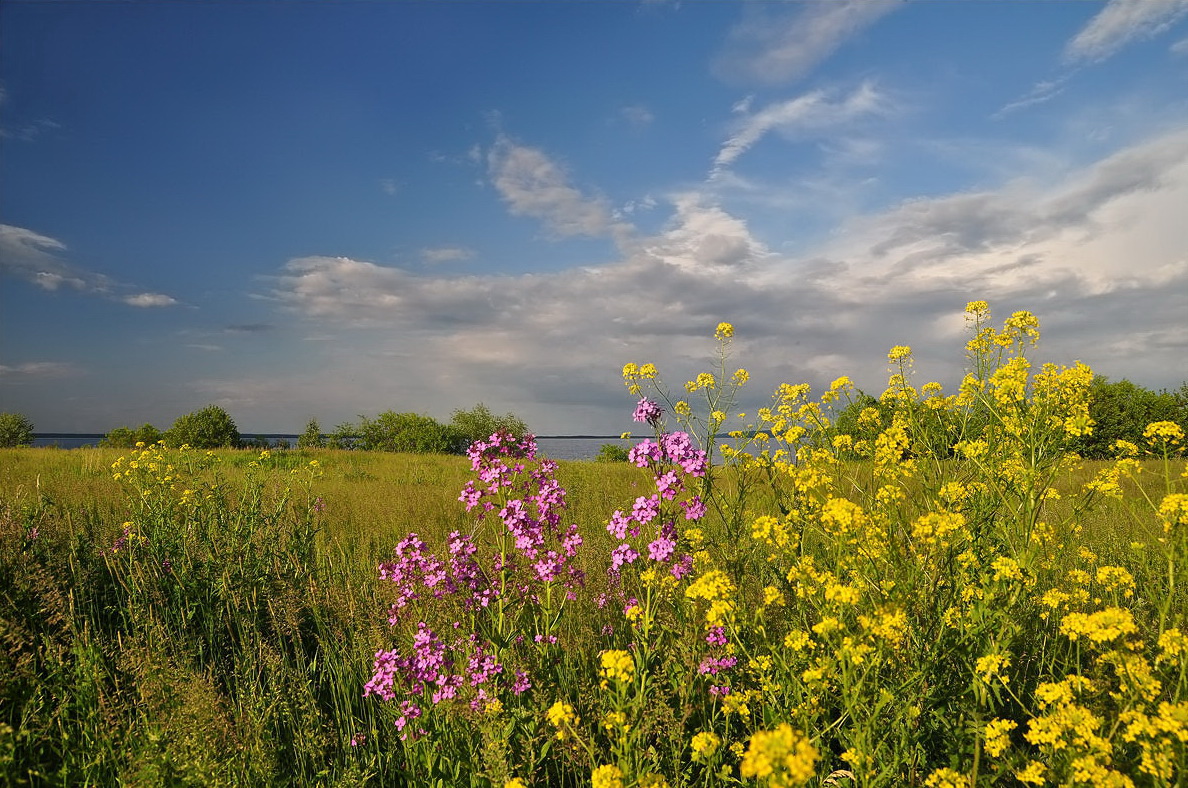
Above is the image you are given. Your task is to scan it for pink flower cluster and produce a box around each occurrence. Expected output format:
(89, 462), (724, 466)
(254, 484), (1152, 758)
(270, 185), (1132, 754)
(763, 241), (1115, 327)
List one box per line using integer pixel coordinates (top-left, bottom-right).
(607, 431), (707, 579)
(366, 431), (580, 731)
(459, 432), (584, 592)
(632, 396), (664, 427)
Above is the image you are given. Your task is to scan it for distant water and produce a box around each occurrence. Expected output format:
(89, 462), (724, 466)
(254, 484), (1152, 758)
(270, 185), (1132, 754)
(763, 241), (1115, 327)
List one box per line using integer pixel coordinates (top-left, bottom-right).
(29, 434), (630, 462)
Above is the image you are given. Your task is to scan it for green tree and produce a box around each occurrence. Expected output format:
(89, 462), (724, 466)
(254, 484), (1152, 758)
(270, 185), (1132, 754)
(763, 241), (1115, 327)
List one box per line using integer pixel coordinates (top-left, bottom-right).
(298, 418), (326, 449)
(0, 412), (35, 448)
(164, 405), (241, 449)
(327, 421), (359, 450)
(99, 423), (163, 448)
(357, 411), (460, 454)
(448, 403), (530, 452)
(1073, 377), (1186, 458)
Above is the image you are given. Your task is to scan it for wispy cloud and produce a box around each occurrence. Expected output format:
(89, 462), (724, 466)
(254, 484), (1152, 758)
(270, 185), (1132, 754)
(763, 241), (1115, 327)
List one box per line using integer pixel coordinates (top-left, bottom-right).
(713, 0), (900, 86)
(1065, 0), (1188, 62)
(0, 224), (180, 307)
(488, 136), (633, 241)
(422, 246), (475, 264)
(995, 75), (1074, 118)
(0, 361), (83, 380)
(619, 104), (655, 131)
(711, 82), (888, 176)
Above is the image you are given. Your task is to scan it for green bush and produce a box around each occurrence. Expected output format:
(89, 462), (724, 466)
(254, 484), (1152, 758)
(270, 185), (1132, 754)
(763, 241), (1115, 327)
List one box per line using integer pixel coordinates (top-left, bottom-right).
(448, 403), (530, 452)
(0, 413), (35, 448)
(594, 443), (630, 462)
(163, 405), (241, 449)
(1073, 377), (1188, 458)
(357, 411), (460, 454)
(99, 423), (163, 448)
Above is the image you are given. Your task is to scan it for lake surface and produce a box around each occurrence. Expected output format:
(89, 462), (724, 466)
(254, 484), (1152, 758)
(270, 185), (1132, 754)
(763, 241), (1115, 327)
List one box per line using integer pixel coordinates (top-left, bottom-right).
(30, 434), (630, 462)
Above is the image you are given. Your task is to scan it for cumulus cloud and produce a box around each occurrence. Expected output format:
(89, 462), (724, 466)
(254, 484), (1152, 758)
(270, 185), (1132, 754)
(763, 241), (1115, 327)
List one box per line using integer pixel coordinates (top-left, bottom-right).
(0, 223), (179, 307)
(265, 128), (1188, 433)
(1066, 0), (1188, 62)
(711, 82), (888, 175)
(488, 136), (633, 241)
(714, 0), (901, 86)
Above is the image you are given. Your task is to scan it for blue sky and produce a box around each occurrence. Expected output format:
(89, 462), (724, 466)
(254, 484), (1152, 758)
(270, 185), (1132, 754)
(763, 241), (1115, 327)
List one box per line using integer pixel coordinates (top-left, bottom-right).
(2, 0), (1187, 435)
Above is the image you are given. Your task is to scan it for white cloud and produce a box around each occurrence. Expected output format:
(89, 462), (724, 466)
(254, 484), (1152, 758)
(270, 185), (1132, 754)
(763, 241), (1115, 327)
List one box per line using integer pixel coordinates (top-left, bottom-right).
(488, 136), (633, 241)
(1172, 35), (1188, 53)
(995, 75), (1073, 118)
(422, 246), (475, 264)
(712, 82), (888, 176)
(714, 0), (900, 86)
(0, 223), (179, 307)
(379, 178), (399, 195)
(124, 292), (179, 308)
(1066, 0), (1188, 62)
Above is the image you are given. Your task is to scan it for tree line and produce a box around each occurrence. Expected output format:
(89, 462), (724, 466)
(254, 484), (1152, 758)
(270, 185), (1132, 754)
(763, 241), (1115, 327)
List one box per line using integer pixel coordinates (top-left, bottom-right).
(0, 403), (529, 453)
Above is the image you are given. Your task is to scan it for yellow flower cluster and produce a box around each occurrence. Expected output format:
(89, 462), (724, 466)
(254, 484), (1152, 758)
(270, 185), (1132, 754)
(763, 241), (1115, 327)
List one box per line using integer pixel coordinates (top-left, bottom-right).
(599, 650), (635, 685)
(690, 731), (721, 761)
(739, 724), (818, 787)
(546, 700), (579, 740)
(1059, 607), (1138, 645)
(685, 569), (736, 627)
(591, 764), (623, 788)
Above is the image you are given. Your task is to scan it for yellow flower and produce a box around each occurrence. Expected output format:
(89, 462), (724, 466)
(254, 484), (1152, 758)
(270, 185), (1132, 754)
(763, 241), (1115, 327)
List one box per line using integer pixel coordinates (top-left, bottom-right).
(924, 767), (969, 788)
(640, 362), (658, 379)
(739, 724), (818, 786)
(1016, 761), (1046, 785)
(1143, 420), (1184, 446)
(591, 764), (624, 788)
(602, 711), (628, 733)
(504, 779), (527, 788)
(1157, 628), (1188, 662)
(691, 731), (721, 761)
(975, 654), (1011, 684)
(546, 700), (578, 738)
(715, 322), (734, 340)
(732, 368), (749, 385)
(1157, 493), (1188, 532)
(984, 719), (1017, 758)
(599, 650), (635, 684)
(887, 345), (912, 361)
(1059, 607), (1137, 644)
